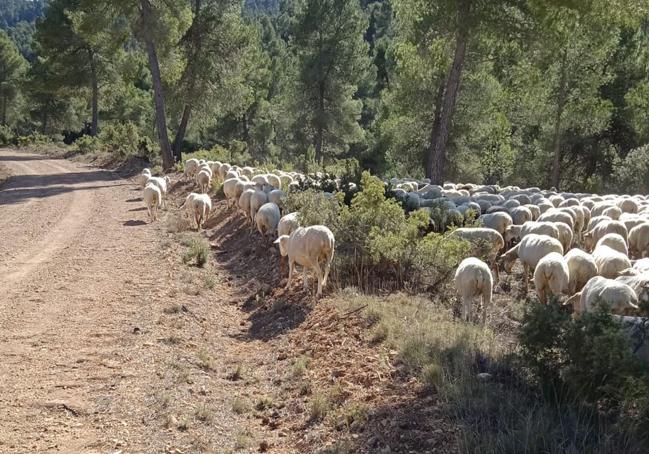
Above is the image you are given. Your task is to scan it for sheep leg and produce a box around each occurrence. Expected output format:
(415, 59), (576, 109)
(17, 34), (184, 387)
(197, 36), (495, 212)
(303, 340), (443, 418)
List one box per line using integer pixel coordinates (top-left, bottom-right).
(313, 261), (324, 297)
(303, 268), (309, 292)
(523, 263), (529, 295)
(538, 286), (546, 305)
(461, 296), (470, 322)
(286, 260), (295, 290)
(491, 261), (499, 285)
(322, 249), (334, 287)
(482, 289), (491, 326)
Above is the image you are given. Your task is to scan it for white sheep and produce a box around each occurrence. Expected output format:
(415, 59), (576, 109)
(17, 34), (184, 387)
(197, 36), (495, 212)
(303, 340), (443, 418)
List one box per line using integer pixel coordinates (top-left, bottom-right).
(267, 174), (282, 189)
(278, 212), (300, 238)
(592, 244), (632, 279)
(181, 192), (212, 230)
(615, 274), (649, 306)
(146, 175), (171, 209)
(583, 220), (628, 251)
(255, 202), (281, 241)
(275, 225), (335, 297)
(139, 168), (152, 188)
(143, 183), (162, 221)
(501, 234), (564, 293)
(628, 223), (649, 259)
(223, 178), (241, 206)
(454, 257), (493, 325)
(196, 169), (212, 194)
(268, 189), (286, 207)
(238, 188), (256, 221)
(183, 158), (200, 181)
(250, 190), (269, 221)
(554, 222), (574, 252)
(538, 210), (574, 231)
(595, 233), (628, 256)
(564, 248), (598, 295)
(479, 212), (513, 237)
(567, 276), (638, 317)
(533, 252), (570, 304)
(449, 228), (504, 282)
(509, 206), (533, 225)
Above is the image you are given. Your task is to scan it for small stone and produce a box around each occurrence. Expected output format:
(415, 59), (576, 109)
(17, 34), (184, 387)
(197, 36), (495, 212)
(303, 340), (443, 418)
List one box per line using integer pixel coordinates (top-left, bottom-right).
(259, 440), (270, 452)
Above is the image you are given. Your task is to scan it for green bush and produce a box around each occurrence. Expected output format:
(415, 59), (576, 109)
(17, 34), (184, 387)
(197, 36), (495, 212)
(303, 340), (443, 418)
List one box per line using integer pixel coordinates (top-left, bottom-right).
(611, 145), (649, 194)
(98, 122), (141, 156)
(0, 125), (16, 146)
(182, 238), (210, 267)
(17, 133), (49, 148)
(286, 171), (470, 292)
(519, 303), (649, 440)
(74, 135), (100, 154)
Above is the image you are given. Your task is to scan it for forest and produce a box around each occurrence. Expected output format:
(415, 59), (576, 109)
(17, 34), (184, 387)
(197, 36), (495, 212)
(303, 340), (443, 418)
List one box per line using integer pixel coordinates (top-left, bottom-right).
(1, 0), (649, 191)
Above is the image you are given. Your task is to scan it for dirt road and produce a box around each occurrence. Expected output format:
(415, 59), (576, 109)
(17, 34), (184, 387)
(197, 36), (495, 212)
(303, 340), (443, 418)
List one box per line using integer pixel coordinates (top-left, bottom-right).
(0, 149), (286, 453)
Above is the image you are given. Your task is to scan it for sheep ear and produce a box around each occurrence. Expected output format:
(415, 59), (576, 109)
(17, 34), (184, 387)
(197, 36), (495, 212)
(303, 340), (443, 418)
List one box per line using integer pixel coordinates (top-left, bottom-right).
(273, 238), (281, 244)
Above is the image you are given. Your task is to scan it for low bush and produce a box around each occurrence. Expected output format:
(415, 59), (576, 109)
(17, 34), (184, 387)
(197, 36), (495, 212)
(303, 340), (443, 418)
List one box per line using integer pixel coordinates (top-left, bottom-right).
(181, 237), (210, 267)
(286, 171), (469, 293)
(74, 134), (100, 154)
(0, 125), (16, 146)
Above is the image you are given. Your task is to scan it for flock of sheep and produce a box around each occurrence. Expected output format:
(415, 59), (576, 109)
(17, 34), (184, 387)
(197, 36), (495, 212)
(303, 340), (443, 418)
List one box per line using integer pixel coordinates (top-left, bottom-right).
(138, 159), (649, 321)
(139, 159), (335, 297)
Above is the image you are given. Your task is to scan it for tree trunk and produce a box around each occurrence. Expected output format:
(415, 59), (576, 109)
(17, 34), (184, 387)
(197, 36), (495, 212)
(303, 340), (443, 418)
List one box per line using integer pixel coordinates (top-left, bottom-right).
(425, 83), (445, 176)
(1, 94), (6, 126)
(140, 0), (174, 170)
(426, 0), (471, 184)
(551, 52), (568, 190)
(89, 52), (99, 137)
(172, 104), (191, 162)
(314, 81), (325, 164)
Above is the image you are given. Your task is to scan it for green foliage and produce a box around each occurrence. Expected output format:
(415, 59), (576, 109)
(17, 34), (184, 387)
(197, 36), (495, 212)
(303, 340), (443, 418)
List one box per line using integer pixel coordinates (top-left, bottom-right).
(285, 171), (469, 293)
(181, 237), (210, 267)
(74, 134), (100, 154)
(519, 302), (649, 438)
(0, 124), (15, 146)
(98, 122), (143, 157)
(610, 145), (649, 194)
(0, 29), (27, 126)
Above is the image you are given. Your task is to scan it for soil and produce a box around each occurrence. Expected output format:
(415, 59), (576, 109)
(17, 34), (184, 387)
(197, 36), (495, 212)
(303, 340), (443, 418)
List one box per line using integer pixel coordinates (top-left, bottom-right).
(0, 148), (459, 453)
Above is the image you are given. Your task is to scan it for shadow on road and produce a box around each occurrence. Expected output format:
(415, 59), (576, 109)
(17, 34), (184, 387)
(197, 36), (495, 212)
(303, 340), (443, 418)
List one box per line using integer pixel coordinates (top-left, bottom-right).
(0, 170), (122, 206)
(123, 220), (147, 227)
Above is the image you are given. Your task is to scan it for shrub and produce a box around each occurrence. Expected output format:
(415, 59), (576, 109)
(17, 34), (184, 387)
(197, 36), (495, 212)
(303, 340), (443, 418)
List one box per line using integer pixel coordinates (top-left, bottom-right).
(0, 125), (16, 146)
(611, 145), (649, 194)
(74, 135), (100, 154)
(285, 171), (469, 293)
(519, 303), (649, 440)
(181, 237), (210, 267)
(98, 122), (141, 156)
(17, 133), (49, 148)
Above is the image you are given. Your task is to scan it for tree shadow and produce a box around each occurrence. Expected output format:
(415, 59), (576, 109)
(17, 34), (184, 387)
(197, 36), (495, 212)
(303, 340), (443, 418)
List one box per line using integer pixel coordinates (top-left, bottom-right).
(128, 207), (147, 212)
(123, 220), (147, 227)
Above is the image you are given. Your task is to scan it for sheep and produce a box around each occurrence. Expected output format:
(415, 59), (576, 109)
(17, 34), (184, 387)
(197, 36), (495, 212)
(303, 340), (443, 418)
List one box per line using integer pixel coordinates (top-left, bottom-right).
(250, 190), (269, 221)
(146, 175), (171, 209)
(554, 222), (574, 253)
(139, 168), (152, 188)
(501, 234), (564, 293)
(454, 257), (493, 325)
(509, 206), (533, 225)
(267, 174), (282, 189)
(143, 183), (162, 221)
(238, 188), (256, 221)
(595, 233), (628, 256)
(223, 177), (242, 206)
(503, 221), (560, 247)
(592, 244), (632, 279)
(617, 198), (639, 214)
(615, 274), (649, 306)
(583, 220), (628, 251)
(586, 215), (612, 232)
(210, 161), (222, 176)
(449, 228), (504, 282)
(275, 225), (335, 297)
(628, 223), (649, 259)
(181, 192), (212, 230)
(479, 212), (513, 237)
(533, 252), (570, 304)
(525, 204), (541, 221)
(602, 206), (622, 220)
(255, 202), (281, 241)
(537, 210), (574, 231)
(183, 158), (200, 181)
(568, 276), (638, 317)
(632, 258), (649, 273)
(268, 189), (286, 207)
(196, 169), (211, 194)
(564, 248), (598, 294)
(241, 166), (255, 179)
(218, 163), (232, 181)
